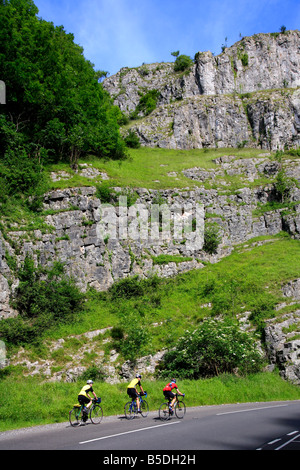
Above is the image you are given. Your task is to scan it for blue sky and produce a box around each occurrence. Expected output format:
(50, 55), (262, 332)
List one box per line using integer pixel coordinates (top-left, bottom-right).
(34, 0), (300, 77)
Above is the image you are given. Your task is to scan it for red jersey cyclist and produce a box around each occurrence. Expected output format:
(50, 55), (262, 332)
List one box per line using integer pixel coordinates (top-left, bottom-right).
(163, 378), (184, 413)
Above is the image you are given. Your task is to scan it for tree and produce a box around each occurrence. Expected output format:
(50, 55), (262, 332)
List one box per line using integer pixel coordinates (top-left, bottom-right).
(174, 54), (193, 72)
(0, 0), (127, 170)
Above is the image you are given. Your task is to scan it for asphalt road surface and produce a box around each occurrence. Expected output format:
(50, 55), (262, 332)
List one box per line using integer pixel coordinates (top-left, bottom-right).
(1, 400), (300, 453)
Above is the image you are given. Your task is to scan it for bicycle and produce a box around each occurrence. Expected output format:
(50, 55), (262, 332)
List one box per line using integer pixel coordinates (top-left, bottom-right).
(159, 393), (186, 420)
(69, 397), (103, 427)
(124, 392), (149, 419)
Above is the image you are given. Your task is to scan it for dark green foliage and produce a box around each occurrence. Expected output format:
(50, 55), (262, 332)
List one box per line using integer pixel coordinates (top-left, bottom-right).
(110, 326), (125, 341)
(108, 275), (160, 299)
(0, 0), (126, 199)
(159, 318), (263, 379)
(130, 89), (160, 119)
(124, 130), (141, 148)
(174, 54), (193, 72)
(80, 365), (106, 382)
(0, 255), (85, 345)
(95, 181), (114, 203)
(203, 223), (221, 254)
(240, 53), (249, 66)
(274, 169), (295, 202)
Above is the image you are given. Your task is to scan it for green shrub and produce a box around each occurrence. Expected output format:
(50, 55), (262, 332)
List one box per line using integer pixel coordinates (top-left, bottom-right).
(240, 53), (249, 66)
(203, 223), (221, 254)
(109, 275), (160, 300)
(130, 89), (160, 119)
(159, 318), (263, 379)
(109, 275), (144, 299)
(274, 169), (295, 203)
(0, 256), (85, 346)
(80, 365), (106, 382)
(95, 181), (114, 203)
(124, 130), (140, 148)
(174, 55), (193, 72)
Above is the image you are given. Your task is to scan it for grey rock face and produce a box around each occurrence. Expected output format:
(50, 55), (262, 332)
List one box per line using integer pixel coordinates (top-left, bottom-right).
(103, 31), (300, 151)
(1, 155), (300, 320)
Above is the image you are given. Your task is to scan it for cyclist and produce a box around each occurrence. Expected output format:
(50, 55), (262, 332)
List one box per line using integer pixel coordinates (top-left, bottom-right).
(163, 378), (184, 413)
(127, 373), (145, 413)
(78, 379), (98, 420)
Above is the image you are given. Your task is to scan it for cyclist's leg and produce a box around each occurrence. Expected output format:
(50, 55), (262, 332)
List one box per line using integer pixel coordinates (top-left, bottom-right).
(136, 395), (141, 412)
(165, 391), (175, 410)
(86, 398), (93, 410)
(78, 395), (90, 419)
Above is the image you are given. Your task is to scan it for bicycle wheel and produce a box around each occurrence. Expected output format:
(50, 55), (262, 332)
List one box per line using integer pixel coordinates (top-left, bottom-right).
(69, 407), (81, 427)
(159, 402), (170, 421)
(124, 401), (135, 419)
(175, 400), (186, 419)
(90, 404), (103, 424)
(140, 400), (149, 418)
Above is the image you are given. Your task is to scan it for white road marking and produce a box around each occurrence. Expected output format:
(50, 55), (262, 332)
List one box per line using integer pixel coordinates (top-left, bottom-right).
(287, 430), (299, 436)
(275, 433), (300, 450)
(79, 421), (181, 445)
(216, 404), (288, 415)
(268, 438), (281, 445)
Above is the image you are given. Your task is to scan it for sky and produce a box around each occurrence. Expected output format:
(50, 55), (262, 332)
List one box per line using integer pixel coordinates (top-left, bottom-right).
(34, 0), (300, 77)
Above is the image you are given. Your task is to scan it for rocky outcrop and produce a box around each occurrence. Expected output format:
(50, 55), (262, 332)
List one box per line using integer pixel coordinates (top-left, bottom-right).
(195, 31), (300, 95)
(103, 31), (300, 151)
(128, 88), (300, 151)
(1, 155), (300, 321)
(265, 315), (300, 384)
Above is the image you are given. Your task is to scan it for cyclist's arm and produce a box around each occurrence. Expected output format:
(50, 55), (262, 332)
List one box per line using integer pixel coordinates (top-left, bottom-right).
(177, 389), (184, 396)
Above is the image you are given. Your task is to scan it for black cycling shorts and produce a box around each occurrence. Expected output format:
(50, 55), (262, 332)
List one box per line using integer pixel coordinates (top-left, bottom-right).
(163, 390), (175, 400)
(78, 395), (90, 405)
(127, 388), (138, 399)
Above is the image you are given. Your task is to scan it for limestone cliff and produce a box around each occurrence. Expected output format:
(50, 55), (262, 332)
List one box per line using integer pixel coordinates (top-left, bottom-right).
(103, 30), (300, 151)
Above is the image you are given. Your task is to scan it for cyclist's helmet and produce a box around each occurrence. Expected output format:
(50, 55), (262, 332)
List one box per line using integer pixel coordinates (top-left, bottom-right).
(171, 378), (176, 383)
(136, 373), (142, 378)
(87, 379), (93, 384)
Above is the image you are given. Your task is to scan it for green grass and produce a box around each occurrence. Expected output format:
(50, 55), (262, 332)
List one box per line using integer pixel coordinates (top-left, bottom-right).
(0, 372), (299, 432)
(46, 147), (270, 191)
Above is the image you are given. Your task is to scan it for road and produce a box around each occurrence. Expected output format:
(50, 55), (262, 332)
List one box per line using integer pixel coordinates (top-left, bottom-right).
(0, 400), (300, 453)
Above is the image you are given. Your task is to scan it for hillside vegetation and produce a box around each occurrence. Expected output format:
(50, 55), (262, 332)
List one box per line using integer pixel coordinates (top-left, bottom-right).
(0, 1), (300, 432)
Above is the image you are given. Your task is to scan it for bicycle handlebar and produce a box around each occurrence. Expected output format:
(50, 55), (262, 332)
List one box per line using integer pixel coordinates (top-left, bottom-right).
(93, 397), (101, 403)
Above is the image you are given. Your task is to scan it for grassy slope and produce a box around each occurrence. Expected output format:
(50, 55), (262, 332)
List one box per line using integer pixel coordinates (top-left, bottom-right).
(47, 147), (270, 190)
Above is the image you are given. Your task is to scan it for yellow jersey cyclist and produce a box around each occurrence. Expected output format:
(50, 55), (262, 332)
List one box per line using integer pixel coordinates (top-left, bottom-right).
(127, 374), (145, 413)
(78, 379), (98, 420)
